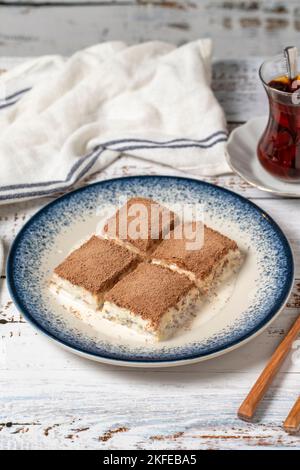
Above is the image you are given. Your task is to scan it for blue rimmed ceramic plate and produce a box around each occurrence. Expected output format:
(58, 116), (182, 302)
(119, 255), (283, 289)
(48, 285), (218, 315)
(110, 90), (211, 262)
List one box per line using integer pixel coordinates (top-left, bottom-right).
(7, 176), (294, 367)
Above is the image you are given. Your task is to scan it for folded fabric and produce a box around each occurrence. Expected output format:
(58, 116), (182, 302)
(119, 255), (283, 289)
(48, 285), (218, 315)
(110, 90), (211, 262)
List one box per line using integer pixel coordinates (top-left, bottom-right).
(0, 40), (230, 205)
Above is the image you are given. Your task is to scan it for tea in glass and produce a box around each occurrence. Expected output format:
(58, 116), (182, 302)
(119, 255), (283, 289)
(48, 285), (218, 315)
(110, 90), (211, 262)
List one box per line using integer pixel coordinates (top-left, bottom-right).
(257, 55), (300, 182)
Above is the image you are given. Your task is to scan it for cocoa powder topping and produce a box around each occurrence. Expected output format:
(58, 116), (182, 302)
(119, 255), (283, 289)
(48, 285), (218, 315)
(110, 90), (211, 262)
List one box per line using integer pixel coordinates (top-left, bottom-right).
(152, 223), (238, 280)
(54, 236), (140, 294)
(104, 263), (194, 327)
(103, 197), (176, 253)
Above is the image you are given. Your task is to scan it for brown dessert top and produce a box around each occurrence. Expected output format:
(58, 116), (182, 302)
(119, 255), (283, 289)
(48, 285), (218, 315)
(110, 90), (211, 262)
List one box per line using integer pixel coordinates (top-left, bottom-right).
(152, 222), (238, 280)
(54, 235), (140, 294)
(103, 197), (176, 253)
(104, 262), (195, 328)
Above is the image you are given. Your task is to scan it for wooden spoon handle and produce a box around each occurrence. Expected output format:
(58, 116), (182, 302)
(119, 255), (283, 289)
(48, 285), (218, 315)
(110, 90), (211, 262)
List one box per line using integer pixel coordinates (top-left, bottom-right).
(238, 314), (300, 422)
(283, 396), (300, 433)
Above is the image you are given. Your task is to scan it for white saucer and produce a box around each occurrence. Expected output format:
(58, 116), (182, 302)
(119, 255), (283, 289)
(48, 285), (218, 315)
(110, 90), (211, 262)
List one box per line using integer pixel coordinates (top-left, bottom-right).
(226, 116), (300, 197)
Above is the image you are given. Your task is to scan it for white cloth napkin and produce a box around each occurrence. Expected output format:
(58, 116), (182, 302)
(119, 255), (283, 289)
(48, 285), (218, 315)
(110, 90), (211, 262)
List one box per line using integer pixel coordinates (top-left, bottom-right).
(0, 40), (230, 205)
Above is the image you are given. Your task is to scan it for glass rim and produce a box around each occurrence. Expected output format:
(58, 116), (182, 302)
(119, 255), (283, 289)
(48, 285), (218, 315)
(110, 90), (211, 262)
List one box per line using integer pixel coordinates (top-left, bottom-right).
(259, 56), (300, 97)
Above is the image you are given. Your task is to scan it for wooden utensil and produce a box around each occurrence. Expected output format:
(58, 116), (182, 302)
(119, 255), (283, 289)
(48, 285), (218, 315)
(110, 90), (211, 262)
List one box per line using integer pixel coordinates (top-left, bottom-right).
(283, 396), (300, 434)
(238, 314), (300, 422)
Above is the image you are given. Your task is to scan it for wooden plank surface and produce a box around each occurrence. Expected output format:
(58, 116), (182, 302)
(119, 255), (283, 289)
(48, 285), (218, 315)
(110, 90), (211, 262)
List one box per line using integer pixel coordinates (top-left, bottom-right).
(1, 10), (300, 449)
(1, 1), (300, 57)
(1, 0), (133, 2)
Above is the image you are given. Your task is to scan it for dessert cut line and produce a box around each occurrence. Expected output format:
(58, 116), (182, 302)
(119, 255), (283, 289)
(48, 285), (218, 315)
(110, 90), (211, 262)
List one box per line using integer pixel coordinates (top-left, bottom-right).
(102, 197), (177, 255)
(51, 235), (140, 308)
(151, 222), (243, 293)
(103, 263), (200, 340)
(51, 198), (243, 340)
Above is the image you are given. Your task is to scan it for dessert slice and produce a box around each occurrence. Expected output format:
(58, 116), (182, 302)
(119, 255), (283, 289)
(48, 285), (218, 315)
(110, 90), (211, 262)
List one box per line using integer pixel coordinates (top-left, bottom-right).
(151, 222), (242, 293)
(102, 197), (176, 256)
(51, 235), (140, 309)
(103, 262), (200, 340)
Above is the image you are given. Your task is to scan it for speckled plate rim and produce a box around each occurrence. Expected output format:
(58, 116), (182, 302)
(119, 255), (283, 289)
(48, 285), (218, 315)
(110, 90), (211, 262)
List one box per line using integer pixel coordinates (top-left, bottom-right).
(6, 175), (295, 368)
(226, 116), (300, 198)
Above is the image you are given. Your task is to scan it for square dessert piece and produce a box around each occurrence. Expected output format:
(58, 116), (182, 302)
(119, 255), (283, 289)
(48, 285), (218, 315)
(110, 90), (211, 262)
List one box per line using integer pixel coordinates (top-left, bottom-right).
(102, 197), (176, 255)
(103, 263), (200, 340)
(151, 222), (242, 293)
(51, 235), (140, 309)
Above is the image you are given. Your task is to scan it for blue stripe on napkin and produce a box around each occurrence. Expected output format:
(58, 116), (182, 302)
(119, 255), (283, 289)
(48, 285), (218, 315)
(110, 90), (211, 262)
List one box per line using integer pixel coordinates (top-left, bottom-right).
(0, 87), (31, 109)
(0, 87), (227, 202)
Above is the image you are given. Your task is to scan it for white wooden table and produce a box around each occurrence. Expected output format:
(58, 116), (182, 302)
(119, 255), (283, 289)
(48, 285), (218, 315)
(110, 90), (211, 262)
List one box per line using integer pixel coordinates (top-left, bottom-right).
(2, 0), (300, 58)
(1, 1), (300, 451)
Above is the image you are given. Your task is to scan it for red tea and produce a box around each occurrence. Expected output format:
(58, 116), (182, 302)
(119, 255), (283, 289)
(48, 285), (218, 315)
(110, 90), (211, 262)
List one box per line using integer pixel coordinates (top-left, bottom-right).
(268, 75), (300, 93)
(257, 75), (300, 181)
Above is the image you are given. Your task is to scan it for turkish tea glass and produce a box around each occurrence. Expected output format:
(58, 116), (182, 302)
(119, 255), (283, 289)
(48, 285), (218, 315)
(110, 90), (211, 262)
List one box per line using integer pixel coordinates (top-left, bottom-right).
(257, 55), (300, 182)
